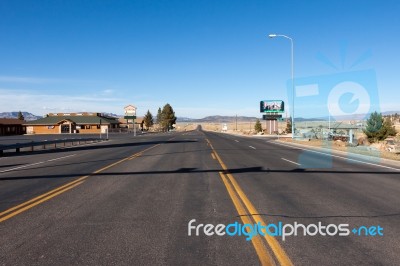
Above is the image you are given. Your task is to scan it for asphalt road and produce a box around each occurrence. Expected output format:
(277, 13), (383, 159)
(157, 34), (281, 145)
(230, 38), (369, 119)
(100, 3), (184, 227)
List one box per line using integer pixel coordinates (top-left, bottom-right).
(0, 128), (399, 265)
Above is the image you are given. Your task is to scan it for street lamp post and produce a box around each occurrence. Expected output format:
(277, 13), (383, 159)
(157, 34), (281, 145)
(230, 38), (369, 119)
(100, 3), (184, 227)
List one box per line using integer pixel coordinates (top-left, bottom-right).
(268, 34), (295, 139)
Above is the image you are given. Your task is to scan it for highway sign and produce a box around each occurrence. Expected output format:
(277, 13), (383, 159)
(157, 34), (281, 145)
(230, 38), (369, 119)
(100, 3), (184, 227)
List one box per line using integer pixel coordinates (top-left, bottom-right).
(124, 116), (136, 119)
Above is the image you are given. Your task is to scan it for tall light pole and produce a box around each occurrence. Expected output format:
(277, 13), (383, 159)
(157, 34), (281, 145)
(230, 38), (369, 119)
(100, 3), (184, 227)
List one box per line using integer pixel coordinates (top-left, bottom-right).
(268, 34), (295, 139)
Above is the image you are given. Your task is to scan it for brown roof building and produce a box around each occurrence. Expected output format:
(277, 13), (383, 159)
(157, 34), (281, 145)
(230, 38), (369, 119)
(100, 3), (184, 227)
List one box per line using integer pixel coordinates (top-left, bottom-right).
(118, 117), (144, 130)
(0, 118), (26, 136)
(24, 113), (120, 134)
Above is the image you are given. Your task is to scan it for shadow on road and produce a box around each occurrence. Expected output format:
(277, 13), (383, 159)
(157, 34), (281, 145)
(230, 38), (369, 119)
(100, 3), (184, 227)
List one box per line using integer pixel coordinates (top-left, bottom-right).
(1, 166), (399, 181)
(0, 149), (212, 173)
(0, 164), (25, 168)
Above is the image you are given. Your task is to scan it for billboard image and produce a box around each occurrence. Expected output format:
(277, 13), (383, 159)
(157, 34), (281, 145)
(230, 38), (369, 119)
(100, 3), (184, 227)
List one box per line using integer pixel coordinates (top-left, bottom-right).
(260, 100), (284, 113)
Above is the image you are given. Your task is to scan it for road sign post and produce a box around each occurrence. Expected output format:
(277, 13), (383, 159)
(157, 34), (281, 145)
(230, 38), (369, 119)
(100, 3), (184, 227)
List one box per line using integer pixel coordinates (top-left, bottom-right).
(260, 100), (284, 135)
(124, 104), (137, 135)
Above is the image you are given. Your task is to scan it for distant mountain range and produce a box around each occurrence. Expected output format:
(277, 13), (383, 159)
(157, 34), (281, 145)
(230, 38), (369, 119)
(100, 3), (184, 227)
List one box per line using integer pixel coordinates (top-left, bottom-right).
(101, 112), (120, 118)
(2, 110), (399, 123)
(177, 115), (318, 123)
(304, 111), (400, 122)
(177, 115), (260, 123)
(0, 111), (121, 120)
(0, 112), (42, 121)
(178, 111), (400, 123)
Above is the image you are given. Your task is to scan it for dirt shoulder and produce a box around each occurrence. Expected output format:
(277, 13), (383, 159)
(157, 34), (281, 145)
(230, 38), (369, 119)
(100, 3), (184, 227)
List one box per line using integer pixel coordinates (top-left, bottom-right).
(277, 137), (400, 163)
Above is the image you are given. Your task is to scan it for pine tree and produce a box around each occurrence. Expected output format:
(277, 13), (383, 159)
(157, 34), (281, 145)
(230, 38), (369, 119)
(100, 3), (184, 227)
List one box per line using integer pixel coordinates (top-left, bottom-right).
(17, 111), (24, 120)
(156, 107), (162, 124)
(254, 119), (262, 133)
(364, 112), (383, 143)
(383, 117), (397, 137)
(143, 110), (154, 130)
(286, 118), (292, 133)
(363, 112), (396, 143)
(161, 103), (177, 131)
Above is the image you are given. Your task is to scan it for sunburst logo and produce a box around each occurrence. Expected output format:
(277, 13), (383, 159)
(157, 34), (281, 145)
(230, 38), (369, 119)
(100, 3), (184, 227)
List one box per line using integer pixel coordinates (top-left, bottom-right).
(288, 44), (380, 122)
(287, 44), (381, 168)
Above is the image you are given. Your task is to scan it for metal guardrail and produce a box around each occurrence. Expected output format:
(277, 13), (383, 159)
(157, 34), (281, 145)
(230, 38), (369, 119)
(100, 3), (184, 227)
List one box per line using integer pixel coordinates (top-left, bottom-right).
(0, 137), (107, 156)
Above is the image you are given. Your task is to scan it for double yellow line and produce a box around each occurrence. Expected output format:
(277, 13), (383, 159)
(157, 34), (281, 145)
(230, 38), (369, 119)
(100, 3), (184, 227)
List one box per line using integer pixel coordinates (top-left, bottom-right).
(0, 177), (85, 223)
(0, 143), (161, 223)
(207, 138), (293, 266)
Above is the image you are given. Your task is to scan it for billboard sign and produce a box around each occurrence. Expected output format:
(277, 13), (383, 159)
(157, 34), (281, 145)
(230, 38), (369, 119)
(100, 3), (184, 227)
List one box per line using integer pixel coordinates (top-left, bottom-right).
(260, 100), (284, 113)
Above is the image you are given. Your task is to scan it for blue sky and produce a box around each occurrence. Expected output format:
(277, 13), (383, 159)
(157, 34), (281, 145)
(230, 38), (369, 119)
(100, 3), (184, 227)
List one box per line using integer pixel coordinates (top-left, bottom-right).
(0, 0), (399, 118)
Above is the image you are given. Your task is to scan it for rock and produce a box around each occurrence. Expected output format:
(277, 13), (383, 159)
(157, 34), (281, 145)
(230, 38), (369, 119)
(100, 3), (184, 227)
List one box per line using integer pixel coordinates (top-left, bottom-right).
(357, 137), (370, 146)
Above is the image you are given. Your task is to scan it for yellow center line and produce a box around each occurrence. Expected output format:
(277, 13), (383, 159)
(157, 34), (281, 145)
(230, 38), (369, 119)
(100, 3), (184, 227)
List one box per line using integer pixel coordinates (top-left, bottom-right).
(207, 138), (293, 266)
(0, 175), (88, 218)
(0, 142), (163, 223)
(0, 181), (85, 223)
(219, 171), (274, 266)
(226, 172), (293, 266)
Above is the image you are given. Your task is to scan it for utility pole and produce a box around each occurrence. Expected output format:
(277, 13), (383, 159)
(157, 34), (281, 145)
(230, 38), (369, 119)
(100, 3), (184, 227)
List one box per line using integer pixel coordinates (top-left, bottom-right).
(235, 114), (237, 131)
(269, 33), (295, 138)
(265, 119), (267, 134)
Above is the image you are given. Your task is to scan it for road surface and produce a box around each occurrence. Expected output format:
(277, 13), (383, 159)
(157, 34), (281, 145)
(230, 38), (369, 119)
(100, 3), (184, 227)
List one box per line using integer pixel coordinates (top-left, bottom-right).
(1, 128), (399, 265)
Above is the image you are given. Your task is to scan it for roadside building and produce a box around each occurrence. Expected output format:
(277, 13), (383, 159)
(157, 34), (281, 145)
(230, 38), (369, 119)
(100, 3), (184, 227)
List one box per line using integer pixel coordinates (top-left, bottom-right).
(118, 117), (144, 131)
(0, 118), (26, 136)
(24, 113), (120, 134)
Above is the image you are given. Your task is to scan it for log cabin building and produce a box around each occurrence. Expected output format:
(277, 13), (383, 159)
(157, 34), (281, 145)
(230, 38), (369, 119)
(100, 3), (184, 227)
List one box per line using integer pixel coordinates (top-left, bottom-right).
(24, 113), (120, 134)
(0, 118), (26, 136)
(118, 117), (144, 130)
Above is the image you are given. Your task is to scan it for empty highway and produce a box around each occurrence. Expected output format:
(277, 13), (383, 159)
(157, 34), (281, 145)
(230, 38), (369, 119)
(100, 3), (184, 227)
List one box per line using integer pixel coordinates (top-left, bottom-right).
(1, 128), (399, 265)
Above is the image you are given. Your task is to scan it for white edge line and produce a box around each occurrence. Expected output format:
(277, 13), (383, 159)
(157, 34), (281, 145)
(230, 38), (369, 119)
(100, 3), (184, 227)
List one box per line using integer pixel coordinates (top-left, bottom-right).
(281, 157), (301, 166)
(249, 146), (256, 149)
(0, 154), (76, 173)
(47, 154), (77, 162)
(235, 140), (239, 142)
(273, 142), (400, 172)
